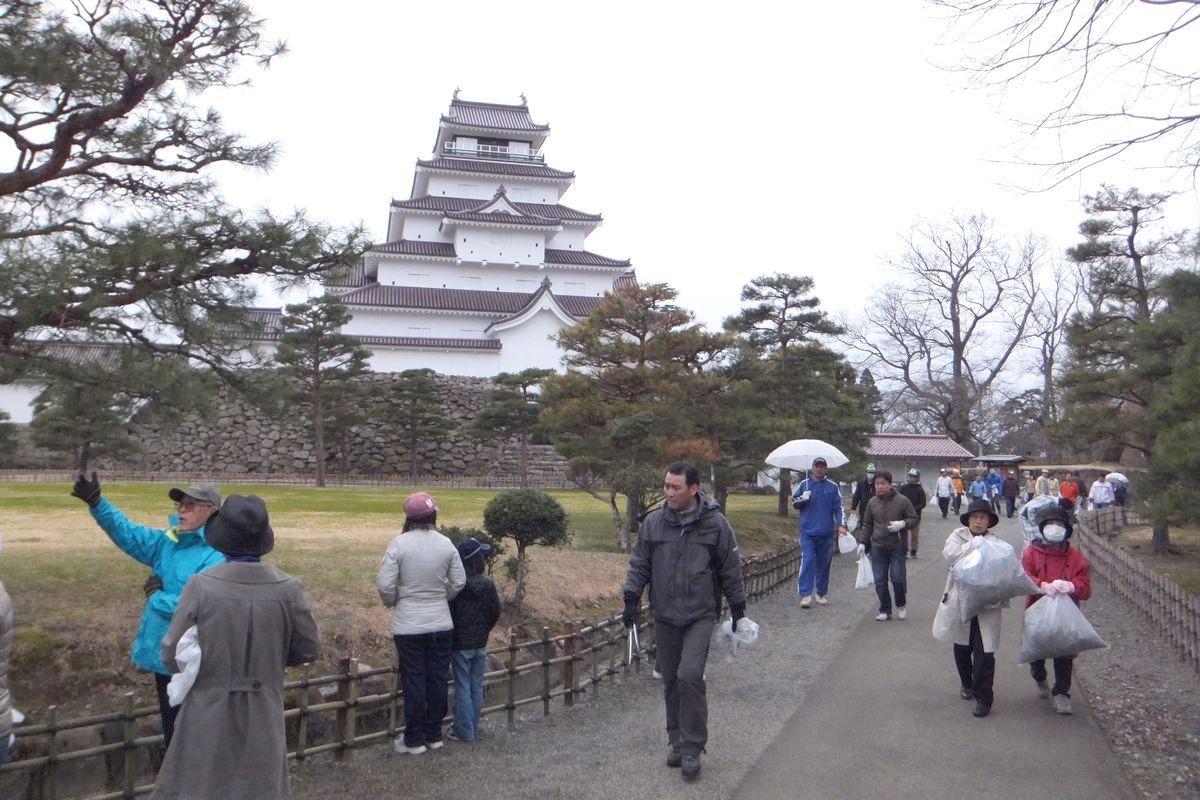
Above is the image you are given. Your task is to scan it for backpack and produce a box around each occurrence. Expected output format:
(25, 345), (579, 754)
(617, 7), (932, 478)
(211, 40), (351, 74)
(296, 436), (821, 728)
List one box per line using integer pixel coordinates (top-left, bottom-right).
(1113, 483), (1128, 503)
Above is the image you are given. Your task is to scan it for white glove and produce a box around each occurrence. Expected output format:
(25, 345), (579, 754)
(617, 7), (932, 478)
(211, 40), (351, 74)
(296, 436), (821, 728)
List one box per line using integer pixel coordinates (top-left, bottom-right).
(887, 520), (905, 532)
(856, 544), (865, 557)
(799, 490), (812, 503)
(1040, 581), (1059, 597)
(968, 536), (985, 549)
(1052, 579), (1075, 595)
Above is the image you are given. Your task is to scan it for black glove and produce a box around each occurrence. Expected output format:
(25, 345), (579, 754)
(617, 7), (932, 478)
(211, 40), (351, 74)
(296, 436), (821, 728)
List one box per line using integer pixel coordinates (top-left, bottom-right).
(622, 591), (641, 629)
(71, 471), (102, 507)
(731, 602), (746, 633)
(143, 574), (163, 598)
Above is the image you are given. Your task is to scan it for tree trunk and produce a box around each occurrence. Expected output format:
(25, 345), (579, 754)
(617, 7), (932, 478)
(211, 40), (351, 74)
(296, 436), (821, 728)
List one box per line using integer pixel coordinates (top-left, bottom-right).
(313, 401), (326, 488)
(1151, 523), (1171, 555)
(519, 431), (529, 489)
(513, 542), (528, 609)
(777, 471), (791, 517)
(609, 488), (629, 551)
(625, 494), (641, 549)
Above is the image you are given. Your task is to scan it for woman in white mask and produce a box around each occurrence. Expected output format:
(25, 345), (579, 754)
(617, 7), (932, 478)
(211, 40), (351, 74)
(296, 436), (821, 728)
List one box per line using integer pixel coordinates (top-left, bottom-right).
(1020, 503), (1093, 715)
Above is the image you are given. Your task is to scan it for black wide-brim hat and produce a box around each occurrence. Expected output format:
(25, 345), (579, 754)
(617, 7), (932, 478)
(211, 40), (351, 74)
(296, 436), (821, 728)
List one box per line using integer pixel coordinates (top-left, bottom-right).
(960, 497), (1000, 528)
(204, 494), (274, 557)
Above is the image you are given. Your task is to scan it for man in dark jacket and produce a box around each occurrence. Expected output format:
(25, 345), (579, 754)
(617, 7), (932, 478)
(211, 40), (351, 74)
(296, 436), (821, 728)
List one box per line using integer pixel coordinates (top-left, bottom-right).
(849, 462), (877, 529)
(897, 468), (927, 559)
(623, 461), (746, 782)
(449, 537), (501, 743)
(1001, 472), (1020, 518)
(859, 471), (918, 621)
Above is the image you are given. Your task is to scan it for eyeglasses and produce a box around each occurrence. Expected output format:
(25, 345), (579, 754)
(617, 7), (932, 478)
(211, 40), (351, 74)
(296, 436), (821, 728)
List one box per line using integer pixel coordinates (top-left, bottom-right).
(175, 501), (214, 512)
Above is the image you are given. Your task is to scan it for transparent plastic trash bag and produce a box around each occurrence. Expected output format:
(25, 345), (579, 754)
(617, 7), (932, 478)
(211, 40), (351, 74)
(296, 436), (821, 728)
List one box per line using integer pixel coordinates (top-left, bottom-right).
(1018, 595), (1108, 663)
(951, 538), (1038, 623)
(717, 616), (760, 659)
(855, 553), (873, 590)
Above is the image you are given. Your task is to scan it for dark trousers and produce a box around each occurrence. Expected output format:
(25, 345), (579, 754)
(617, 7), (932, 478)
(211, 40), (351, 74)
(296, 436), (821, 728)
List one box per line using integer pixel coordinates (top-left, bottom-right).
(937, 496), (950, 518)
(656, 618), (715, 757)
(394, 630), (454, 748)
(953, 617), (995, 707)
(869, 545), (907, 614)
(1005, 496), (1016, 518)
(153, 672), (180, 749)
(1030, 657), (1074, 697)
(952, 493), (963, 514)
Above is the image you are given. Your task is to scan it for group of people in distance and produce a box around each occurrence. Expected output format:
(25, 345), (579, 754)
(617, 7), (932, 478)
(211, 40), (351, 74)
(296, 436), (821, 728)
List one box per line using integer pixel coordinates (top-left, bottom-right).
(60, 475), (500, 798)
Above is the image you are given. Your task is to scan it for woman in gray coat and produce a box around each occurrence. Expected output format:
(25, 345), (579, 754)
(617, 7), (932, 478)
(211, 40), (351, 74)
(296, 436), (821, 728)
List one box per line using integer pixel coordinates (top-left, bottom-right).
(151, 496), (321, 800)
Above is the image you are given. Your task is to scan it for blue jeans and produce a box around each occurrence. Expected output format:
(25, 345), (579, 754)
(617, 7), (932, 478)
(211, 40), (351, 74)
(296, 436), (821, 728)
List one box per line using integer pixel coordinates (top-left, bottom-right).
(869, 545), (907, 614)
(393, 630), (453, 748)
(797, 533), (835, 597)
(451, 647), (488, 742)
(0, 731), (9, 767)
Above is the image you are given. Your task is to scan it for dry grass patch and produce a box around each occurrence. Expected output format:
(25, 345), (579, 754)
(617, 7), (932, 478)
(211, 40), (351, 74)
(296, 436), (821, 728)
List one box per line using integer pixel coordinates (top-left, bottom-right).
(1115, 524), (1200, 596)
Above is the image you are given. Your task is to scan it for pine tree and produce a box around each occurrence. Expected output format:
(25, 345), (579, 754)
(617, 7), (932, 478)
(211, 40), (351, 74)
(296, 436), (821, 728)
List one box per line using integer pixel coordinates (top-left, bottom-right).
(469, 368), (554, 488)
(380, 369), (452, 479)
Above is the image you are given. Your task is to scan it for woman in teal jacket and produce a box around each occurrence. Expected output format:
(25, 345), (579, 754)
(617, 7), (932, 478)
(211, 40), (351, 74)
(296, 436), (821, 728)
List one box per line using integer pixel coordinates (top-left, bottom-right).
(72, 474), (224, 749)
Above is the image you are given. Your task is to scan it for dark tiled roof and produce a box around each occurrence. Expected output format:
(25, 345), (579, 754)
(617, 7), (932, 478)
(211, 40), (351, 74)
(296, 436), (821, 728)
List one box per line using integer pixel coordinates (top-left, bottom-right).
(445, 210), (558, 227)
(371, 240), (456, 258)
(416, 157), (574, 180)
(868, 434), (975, 459)
(339, 284), (601, 319)
(353, 335), (501, 351)
(323, 261), (376, 288)
(441, 99), (548, 132)
(241, 308), (283, 340)
(29, 342), (130, 370)
(392, 195), (601, 222)
(613, 272), (638, 288)
(544, 249), (631, 268)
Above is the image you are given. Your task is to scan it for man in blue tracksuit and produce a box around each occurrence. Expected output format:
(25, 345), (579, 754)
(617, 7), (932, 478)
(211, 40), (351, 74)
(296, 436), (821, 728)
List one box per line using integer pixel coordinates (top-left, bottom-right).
(791, 456), (849, 608)
(71, 473), (225, 749)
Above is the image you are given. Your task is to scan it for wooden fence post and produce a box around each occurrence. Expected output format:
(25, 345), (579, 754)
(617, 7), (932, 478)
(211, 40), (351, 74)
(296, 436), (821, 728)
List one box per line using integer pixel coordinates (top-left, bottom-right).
(122, 692), (136, 799)
(335, 657), (358, 762)
(46, 705), (58, 800)
(564, 621), (578, 708)
(541, 626), (552, 716)
(506, 630), (518, 731)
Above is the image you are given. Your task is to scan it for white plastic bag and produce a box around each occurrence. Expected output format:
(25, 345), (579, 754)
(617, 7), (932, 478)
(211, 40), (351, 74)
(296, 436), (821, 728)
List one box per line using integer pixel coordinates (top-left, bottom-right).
(951, 538), (1038, 623)
(837, 533), (857, 554)
(717, 616), (760, 658)
(846, 512), (860, 532)
(931, 586), (959, 642)
(854, 553), (873, 590)
(167, 625), (202, 707)
(1018, 595), (1108, 663)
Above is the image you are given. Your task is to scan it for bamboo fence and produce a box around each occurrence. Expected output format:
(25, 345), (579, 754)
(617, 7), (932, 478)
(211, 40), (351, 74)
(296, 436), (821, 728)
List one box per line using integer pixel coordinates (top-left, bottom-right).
(0, 543), (803, 799)
(1074, 525), (1200, 673)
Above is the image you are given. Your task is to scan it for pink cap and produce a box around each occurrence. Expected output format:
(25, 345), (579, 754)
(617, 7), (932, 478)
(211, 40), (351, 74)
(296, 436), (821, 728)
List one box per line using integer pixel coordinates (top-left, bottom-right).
(403, 491), (438, 518)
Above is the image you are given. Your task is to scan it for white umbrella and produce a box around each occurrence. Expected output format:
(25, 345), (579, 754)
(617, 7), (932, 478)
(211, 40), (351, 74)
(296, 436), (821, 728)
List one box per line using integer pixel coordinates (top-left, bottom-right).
(1105, 472), (1129, 484)
(764, 439), (850, 471)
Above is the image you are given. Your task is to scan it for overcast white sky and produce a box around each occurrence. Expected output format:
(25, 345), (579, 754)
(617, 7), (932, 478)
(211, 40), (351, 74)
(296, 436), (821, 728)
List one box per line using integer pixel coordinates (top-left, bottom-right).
(207, 0), (1200, 329)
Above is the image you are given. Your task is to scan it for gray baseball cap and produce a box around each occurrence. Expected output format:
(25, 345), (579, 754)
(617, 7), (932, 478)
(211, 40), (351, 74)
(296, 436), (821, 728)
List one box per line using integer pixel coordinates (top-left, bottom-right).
(168, 483), (221, 506)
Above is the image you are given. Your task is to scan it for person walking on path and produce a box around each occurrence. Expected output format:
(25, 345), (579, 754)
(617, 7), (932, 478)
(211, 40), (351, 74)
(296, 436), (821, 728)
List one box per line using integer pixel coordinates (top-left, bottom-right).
(858, 470), (917, 621)
(377, 492), (467, 755)
(985, 469), (1003, 515)
(970, 473), (988, 500)
(1021, 504), (1093, 716)
(1088, 476), (1115, 509)
(1035, 469), (1059, 498)
(791, 456), (849, 607)
(951, 469), (966, 514)
(0, 534), (13, 768)
(1058, 471), (1081, 510)
(151, 495), (321, 800)
(849, 463), (877, 530)
(71, 474), (224, 748)
(1024, 472), (1037, 503)
(448, 537), (501, 743)
(898, 468), (927, 559)
(1001, 472), (1020, 518)
(934, 468), (953, 519)
(941, 498), (1007, 718)
(622, 461), (746, 782)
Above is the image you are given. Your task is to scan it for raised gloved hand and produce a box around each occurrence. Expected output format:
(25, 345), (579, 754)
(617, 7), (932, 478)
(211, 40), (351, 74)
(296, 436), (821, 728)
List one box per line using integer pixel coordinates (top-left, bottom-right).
(887, 520), (906, 533)
(730, 602), (746, 632)
(622, 591), (641, 629)
(1052, 579), (1075, 595)
(144, 574), (164, 598)
(71, 472), (102, 506)
(799, 490), (812, 503)
(1040, 581), (1059, 597)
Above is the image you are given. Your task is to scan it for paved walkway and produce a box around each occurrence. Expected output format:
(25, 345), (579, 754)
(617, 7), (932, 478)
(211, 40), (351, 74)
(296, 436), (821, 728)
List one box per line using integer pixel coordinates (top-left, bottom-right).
(735, 511), (1138, 800)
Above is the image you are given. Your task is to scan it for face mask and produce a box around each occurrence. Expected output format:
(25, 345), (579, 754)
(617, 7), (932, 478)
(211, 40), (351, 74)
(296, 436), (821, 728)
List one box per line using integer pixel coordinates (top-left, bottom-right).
(866, 473), (875, 480)
(1042, 524), (1067, 543)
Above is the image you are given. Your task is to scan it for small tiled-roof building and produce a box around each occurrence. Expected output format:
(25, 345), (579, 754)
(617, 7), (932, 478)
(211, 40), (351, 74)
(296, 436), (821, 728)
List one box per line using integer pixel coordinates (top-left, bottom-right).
(306, 94), (636, 376)
(867, 433), (975, 500)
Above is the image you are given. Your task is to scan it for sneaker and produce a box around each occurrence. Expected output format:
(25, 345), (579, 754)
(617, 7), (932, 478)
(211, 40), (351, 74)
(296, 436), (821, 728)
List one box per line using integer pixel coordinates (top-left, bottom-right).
(960, 687), (974, 700)
(1036, 681), (1051, 699)
(972, 702), (991, 718)
(875, 612), (890, 621)
(897, 606), (907, 620)
(815, 594), (828, 606)
(427, 740), (444, 751)
(910, 550), (918, 559)
(652, 668), (662, 680)
(680, 753), (701, 780)
(1054, 695), (1073, 715)
(800, 594), (812, 609)
(666, 747), (682, 768)
(394, 740), (426, 755)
